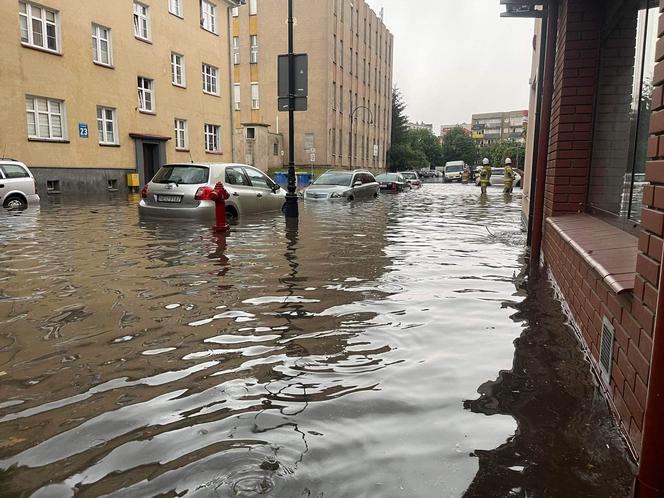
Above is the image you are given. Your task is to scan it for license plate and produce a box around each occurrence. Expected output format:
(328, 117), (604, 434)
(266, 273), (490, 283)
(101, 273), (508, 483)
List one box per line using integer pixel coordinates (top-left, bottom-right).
(157, 195), (182, 203)
(380, 183), (388, 187)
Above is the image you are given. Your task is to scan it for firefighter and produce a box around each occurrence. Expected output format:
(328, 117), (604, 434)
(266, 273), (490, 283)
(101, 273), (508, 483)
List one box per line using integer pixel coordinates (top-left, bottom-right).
(479, 157), (492, 194)
(503, 158), (515, 194)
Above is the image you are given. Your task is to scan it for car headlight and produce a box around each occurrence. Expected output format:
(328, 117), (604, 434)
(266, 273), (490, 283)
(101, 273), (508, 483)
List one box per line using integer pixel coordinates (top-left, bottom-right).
(330, 192), (342, 198)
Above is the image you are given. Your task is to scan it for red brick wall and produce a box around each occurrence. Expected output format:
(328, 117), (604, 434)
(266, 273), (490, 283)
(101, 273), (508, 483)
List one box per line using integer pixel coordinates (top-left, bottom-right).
(543, 224), (648, 455)
(544, 0), (601, 217)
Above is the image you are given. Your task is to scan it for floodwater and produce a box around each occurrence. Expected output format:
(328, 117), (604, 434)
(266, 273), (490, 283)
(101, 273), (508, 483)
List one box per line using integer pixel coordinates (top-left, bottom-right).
(0, 184), (633, 497)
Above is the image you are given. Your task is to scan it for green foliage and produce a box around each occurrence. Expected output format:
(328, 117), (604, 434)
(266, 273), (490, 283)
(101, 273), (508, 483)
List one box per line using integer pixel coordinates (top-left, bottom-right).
(390, 87), (408, 146)
(387, 143), (429, 171)
(480, 142), (526, 169)
(405, 128), (443, 167)
(440, 126), (478, 166)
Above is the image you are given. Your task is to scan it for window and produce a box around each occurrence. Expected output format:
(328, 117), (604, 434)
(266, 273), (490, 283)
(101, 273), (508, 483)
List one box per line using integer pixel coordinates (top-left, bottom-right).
(340, 39), (344, 67)
(174, 118), (188, 150)
(201, 0), (217, 33)
(340, 85), (343, 112)
(133, 2), (150, 41)
(249, 0), (257, 15)
(333, 34), (337, 63)
(226, 167), (250, 185)
(204, 124), (221, 152)
(202, 63), (219, 95)
(171, 52), (185, 87)
(340, 0), (344, 22)
(332, 81), (336, 110)
(273, 142), (279, 156)
(355, 51), (358, 76)
(233, 84), (241, 111)
(19, 1), (59, 52)
(250, 35), (258, 64)
(251, 82), (260, 109)
(246, 127), (255, 139)
(333, 0), (337, 16)
(25, 96), (66, 140)
(96, 106), (117, 144)
(331, 128), (336, 156)
(137, 76), (154, 112)
(233, 36), (240, 64)
(245, 167), (272, 189)
(232, 6), (239, 16)
(2, 164), (30, 178)
(587, 2), (658, 227)
(91, 24), (112, 66)
(169, 0), (183, 17)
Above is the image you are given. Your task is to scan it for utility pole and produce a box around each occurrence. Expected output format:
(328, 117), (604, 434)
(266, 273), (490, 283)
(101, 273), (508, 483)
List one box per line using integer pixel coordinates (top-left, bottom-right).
(284, 0), (298, 218)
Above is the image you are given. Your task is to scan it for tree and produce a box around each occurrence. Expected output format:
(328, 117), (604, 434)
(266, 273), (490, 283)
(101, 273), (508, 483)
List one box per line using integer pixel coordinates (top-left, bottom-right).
(441, 126), (478, 166)
(405, 128), (443, 167)
(390, 87), (408, 146)
(482, 142), (526, 170)
(387, 143), (429, 171)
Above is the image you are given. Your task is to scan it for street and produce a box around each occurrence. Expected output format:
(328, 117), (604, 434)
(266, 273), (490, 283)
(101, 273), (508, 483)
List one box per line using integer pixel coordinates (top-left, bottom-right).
(0, 184), (633, 497)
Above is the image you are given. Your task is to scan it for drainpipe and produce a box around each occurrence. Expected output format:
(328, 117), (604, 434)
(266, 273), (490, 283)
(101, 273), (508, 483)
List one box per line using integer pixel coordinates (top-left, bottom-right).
(634, 244), (664, 497)
(529, 0), (558, 270)
(226, 3), (236, 163)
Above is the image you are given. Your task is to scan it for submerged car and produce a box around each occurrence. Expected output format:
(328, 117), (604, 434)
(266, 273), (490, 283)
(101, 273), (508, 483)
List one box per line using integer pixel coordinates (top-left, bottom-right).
(474, 167), (523, 188)
(139, 163), (286, 219)
(401, 171), (422, 188)
(0, 159), (40, 210)
(375, 173), (407, 192)
(303, 170), (379, 201)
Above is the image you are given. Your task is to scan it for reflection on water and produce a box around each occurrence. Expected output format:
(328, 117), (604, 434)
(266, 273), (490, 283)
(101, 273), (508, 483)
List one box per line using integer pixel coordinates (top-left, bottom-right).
(0, 186), (630, 496)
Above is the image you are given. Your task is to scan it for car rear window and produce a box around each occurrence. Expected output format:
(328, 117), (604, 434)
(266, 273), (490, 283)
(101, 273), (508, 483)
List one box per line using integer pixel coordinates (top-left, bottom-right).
(1, 164), (29, 179)
(152, 165), (209, 184)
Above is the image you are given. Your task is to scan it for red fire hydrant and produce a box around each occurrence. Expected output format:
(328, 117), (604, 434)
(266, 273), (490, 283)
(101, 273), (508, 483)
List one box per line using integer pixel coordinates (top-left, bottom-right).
(209, 182), (230, 233)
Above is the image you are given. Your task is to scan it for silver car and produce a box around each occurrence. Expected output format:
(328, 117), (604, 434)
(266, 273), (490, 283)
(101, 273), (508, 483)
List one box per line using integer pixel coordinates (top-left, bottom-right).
(139, 163), (286, 219)
(474, 167), (522, 188)
(0, 159), (40, 210)
(303, 170), (379, 201)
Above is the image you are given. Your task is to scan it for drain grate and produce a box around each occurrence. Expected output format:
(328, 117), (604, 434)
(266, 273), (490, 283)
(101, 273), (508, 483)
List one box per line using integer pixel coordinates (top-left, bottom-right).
(600, 316), (615, 384)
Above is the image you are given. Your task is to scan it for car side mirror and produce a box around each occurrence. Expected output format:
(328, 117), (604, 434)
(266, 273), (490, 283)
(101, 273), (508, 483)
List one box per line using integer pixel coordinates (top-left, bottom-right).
(353, 181), (362, 187)
(271, 183), (280, 193)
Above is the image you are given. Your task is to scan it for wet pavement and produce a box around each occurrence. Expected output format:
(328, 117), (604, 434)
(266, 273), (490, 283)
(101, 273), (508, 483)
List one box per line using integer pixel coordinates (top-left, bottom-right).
(0, 184), (633, 497)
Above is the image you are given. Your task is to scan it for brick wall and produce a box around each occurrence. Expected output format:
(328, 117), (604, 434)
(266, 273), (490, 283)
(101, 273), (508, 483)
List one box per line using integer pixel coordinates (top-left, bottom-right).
(543, 223), (648, 455)
(544, 0), (601, 217)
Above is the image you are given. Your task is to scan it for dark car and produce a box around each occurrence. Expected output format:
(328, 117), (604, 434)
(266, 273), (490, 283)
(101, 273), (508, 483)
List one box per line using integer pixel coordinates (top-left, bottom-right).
(375, 173), (407, 192)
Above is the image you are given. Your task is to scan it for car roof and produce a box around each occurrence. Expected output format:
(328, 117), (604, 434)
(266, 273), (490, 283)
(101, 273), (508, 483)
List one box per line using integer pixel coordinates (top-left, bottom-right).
(163, 162), (262, 170)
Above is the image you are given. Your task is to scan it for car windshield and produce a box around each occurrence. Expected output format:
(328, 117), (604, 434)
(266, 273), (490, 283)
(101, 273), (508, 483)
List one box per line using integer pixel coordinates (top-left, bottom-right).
(376, 174), (400, 181)
(313, 172), (353, 186)
(446, 165), (464, 172)
(152, 165), (209, 184)
(402, 172), (417, 179)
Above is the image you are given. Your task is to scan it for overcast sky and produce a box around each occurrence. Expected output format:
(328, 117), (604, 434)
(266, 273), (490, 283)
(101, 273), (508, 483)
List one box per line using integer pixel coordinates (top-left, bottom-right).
(368, 0), (535, 132)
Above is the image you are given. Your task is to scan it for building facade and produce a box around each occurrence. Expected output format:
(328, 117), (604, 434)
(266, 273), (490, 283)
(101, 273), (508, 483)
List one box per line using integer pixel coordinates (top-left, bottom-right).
(471, 110), (528, 146)
(406, 121), (433, 133)
(516, 0), (664, 489)
(0, 0), (242, 194)
(231, 0), (393, 172)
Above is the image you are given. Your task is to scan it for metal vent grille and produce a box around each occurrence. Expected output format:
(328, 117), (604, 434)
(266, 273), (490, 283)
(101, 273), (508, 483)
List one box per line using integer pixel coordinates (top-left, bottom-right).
(599, 316), (615, 383)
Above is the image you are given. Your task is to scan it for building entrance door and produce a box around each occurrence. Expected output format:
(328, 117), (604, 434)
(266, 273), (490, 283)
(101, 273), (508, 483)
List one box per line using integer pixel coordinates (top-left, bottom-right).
(142, 143), (159, 182)
(130, 134), (170, 185)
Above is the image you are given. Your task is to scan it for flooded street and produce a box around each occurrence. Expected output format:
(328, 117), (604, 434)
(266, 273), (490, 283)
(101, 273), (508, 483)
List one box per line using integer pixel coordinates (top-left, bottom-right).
(0, 184), (633, 497)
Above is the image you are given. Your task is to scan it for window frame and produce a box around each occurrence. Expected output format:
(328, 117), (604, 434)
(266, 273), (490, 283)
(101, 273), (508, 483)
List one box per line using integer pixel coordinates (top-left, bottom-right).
(233, 36), (240, 65)
(202, 63), (219, 96)
(168, 0), (183, 18)
(233, 83), (241, 111)
(201, 0), (217, 34)
(91, 23), (112, 67)
(25, 95), (67, 141)
(170, 52), (186, 87)
(96, 106), (118, 145)
(174, 118), (189, 150)
(133, 1), (151, 41)
(251, 82), (260, 110)
(249, 0), (257, 15)
(204, 123), (221, 153)
(19, 1), (60, 53)
(250, 34), (258, 64)
(137, 76), (154, 113)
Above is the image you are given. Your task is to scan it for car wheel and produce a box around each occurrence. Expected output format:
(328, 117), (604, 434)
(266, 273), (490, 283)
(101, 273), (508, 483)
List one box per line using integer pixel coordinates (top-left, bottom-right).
(3, 195), (27, 210)
(226, 206), (239, 223)
(348, 195), (354, 201)
(374, 192), (379, 198)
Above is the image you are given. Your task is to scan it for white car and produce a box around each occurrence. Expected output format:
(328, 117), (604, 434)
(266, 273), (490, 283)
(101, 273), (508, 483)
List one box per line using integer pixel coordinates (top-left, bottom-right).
(139, 163), (286, 220)
(0, 159), (40, 210)
(475, 167), (522, 188)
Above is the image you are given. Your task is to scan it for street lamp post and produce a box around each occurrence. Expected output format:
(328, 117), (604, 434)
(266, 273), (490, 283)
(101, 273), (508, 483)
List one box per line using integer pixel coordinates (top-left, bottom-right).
(284, 0), (299, 218)
(349, 106), (374, 171)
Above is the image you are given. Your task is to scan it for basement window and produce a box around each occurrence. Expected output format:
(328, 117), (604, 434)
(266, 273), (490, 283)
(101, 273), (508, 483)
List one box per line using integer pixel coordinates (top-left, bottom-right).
(600, 316), (615, 384)
(246, 127), (255, 140)
(46, 180), (60, 193)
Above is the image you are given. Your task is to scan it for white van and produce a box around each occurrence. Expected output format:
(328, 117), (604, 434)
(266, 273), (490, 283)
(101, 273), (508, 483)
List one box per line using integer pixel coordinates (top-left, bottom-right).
(443, 161), (467, 183)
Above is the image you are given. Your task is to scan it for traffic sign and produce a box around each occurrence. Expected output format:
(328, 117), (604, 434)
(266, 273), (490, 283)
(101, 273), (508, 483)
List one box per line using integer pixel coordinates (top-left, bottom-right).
(278, 96), (307, 112)
(310, 153), (316, 163)
(278, 53), (308, 98)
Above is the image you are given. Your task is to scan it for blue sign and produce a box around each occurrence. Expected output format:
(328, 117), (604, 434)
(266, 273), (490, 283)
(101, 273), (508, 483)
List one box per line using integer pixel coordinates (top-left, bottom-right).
(79, 123), (89, 138)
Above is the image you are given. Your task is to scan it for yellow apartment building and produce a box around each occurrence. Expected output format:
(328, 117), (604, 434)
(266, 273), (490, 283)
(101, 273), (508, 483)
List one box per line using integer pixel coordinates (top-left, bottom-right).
(0, 0), (241, 193)
(231, 0), (393, 172)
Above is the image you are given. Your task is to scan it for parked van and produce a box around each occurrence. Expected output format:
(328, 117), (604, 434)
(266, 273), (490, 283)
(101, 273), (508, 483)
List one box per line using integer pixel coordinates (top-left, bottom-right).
(443, 161), (467, 183)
